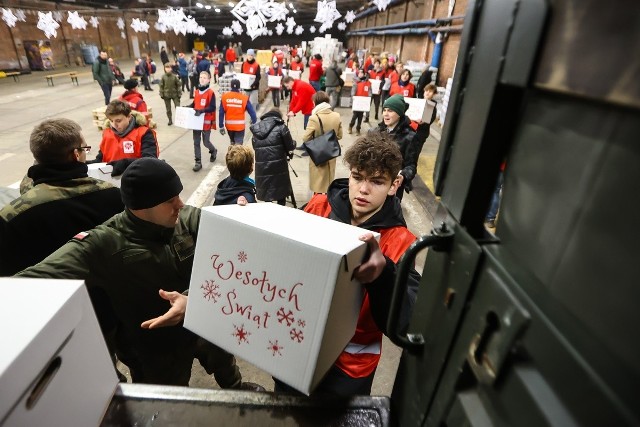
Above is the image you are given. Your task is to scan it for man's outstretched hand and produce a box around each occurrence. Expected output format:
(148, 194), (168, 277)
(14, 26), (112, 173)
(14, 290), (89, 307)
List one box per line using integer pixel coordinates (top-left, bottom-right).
(141, 289), (188, 329)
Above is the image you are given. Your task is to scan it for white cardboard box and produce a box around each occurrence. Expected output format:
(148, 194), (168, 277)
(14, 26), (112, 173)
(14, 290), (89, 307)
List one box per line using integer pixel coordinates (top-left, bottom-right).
(352, 96), (371, 112)
(184, 203), (375, 395)
(267, 75), (282, 88)
(287, 70), (302, 80)
(404, 97), (436, 123)
(237, 73), (256, 90)
(369, 79), (382, 95)
(174, 106), (205, 130)
(0, 279), (118, 426)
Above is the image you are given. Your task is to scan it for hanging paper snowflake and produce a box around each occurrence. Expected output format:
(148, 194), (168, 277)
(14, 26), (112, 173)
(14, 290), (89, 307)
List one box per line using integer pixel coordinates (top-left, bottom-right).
(231, 20), (243, 35)
(275, 22), (284, 35)
(373, 0), (392, 12)
(318, 24), (327, 33)
(314, 0), (341, 28)
(15, 9), (26, 22)
(90, 16), (99, 28)
(120, 31), (126, 39)
(52, 11), (63, 23)
(2, 8), (17, 28)
(154, 21), (168, 33)
(231, 0), (290, 40)
(337, 22), (346, 31)
(117, 17), (125, 30)
(130, 18), (149, 33)
(269, 2), (289, 22)
(222, 26), (233, 36)
(268, 29), (273, 36)
(37, 11), (60, 38)
(285, 16), (296, 33)
(295, 25), (304, 35)
(67, 11), (87, 30)
(309, 25), (316, 33)
(345, 10), (356, 24)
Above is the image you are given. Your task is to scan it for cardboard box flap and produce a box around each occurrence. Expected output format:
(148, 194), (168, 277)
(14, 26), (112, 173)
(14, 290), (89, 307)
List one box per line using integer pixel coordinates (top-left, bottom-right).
(203, 204), (374, 256)
(0, 279), (84, 418)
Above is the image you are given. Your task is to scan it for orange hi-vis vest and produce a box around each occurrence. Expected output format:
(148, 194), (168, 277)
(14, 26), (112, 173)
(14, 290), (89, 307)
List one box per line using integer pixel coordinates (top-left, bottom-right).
(221, 91), (248, 131)
(194, 87), (216, 131)
(355, 80), (372, 97)
(100, 125), (156, 163)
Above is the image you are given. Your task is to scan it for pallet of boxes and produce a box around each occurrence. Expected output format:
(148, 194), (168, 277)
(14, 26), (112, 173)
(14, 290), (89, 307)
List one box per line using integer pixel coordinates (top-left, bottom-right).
(91, 106), (156, 131)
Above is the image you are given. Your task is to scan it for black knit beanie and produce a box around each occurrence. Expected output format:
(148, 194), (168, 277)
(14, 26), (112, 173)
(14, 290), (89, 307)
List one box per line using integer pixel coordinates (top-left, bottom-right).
(124, 79), (138, 90)
(120, 158), (183, 209)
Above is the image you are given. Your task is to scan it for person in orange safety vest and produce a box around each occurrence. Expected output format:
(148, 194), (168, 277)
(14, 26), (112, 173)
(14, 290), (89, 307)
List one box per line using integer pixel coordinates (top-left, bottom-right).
(219, 79), (257, 145)
(275, 131), (420, 397)
(93, 100), (158, 176)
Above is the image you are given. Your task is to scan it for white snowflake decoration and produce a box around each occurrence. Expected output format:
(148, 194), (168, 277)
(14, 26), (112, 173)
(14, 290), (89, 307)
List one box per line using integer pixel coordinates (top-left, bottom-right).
(130, 18), (149, 33)
(286, 26), (294, 35)
(268, 29), (273, 36)
(157, 7), (203, 35)
(15, 9), (26, 22)
(373, 0), (392, 12)
(314, 0), (341, 28)
(285, 16), (296, 33)
(231, 20), (244, 35)
(90, 16), (99, 28)
(222, 26), (233, 36)
(37, 11), (60, 38)
(295, 25), (304, 35)
(345, 10), (356, 24)
(309, 25), (316, 33)
(67, 11), (87, 30)
(120, 31), (126, 39)
(231, 0), (289, 40)
(275, 22), (284, 35)
(154, 21), (168, 33)
(319, 23), (327, 33)
(2, 8), (17, 27)
(337, 22), (346, 31)
(269, 2), (289, 22)
(117, 17), (125, 30)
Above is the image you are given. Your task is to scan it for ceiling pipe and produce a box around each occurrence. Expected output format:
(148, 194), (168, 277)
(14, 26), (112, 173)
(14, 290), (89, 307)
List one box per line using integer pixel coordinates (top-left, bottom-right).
(346, 15), (464, 36)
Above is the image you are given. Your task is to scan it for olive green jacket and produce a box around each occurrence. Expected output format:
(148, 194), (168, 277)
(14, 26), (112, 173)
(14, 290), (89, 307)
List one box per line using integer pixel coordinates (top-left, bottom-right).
(159, 72), (181, 100)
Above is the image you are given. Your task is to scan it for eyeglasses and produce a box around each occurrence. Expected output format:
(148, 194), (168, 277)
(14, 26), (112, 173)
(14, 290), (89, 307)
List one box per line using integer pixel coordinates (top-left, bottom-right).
(75, 146), (91, 152)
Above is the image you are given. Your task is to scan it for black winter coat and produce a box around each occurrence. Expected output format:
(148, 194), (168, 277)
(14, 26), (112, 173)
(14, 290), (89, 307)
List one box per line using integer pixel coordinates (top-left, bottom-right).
(373, 115), (418, 186)
(250, 111), (296, 202)
(213, 176), (256, 205)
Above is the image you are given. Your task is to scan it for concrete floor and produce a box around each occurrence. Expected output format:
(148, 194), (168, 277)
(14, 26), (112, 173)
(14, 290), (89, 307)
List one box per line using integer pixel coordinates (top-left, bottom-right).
(0, 61), (439, 396)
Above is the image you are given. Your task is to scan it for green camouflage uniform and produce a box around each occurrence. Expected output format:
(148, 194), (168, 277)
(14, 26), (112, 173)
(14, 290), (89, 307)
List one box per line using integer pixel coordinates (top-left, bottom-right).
(159, 71), (181, 123)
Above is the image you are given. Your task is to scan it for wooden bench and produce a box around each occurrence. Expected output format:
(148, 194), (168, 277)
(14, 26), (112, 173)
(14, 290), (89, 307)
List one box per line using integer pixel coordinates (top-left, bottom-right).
(45, 72), (79, 86)
(0, 71), (20, 82)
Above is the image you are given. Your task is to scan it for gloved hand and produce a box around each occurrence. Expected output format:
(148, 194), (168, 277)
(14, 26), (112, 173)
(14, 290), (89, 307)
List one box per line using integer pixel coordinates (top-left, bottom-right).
(107, 158), (135, 177)
(194, 109), (204, 116)
(219, 128), (226, 135)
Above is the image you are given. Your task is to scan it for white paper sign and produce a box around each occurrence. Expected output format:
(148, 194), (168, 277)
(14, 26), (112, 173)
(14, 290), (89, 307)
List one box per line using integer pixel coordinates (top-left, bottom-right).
(352, 96), (371, 112)
(86, 163), (121, 188)
(267, 75), (282, 88)
(237, 73), (256, 90)
(288, 70), (301, 80)
(369, 79), (382, 95)
(174, 106), (204, 130)
(404, 98), (436, 123)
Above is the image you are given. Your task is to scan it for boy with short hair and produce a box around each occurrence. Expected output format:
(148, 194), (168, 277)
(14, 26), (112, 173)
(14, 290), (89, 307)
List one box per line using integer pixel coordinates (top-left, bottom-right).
(184, 71), (217, 172)
(274, 132), (421, 396)
(159, 63), (181, 126)
(213, 145), (257, 206)
(348, 68), (372, 136)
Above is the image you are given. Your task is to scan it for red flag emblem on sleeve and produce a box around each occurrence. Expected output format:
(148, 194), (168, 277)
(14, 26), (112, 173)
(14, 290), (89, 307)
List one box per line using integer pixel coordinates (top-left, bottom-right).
(73, 231), (89, 240)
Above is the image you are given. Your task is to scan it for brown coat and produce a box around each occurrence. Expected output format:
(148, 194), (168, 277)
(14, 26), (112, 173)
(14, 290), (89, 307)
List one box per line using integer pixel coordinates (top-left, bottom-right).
(303, 103), (343, 193)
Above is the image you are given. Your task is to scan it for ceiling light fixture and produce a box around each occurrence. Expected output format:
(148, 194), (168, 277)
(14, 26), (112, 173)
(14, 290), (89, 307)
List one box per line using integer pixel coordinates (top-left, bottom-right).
(289, 3), (293, 8)
(196, 2), (203, 7)
(215, 8), (221, 12)
(205, 4), (211, 9)
(228, 2), (235, 6)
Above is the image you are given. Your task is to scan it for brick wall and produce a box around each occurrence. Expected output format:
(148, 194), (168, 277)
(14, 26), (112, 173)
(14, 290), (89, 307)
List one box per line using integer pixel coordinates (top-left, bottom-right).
(346, 0), (468, 86)
(1, 1), (188, 71)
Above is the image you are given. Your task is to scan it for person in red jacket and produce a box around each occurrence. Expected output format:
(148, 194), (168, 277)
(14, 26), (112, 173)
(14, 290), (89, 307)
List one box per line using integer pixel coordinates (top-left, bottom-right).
(184, 71), (218, 172)
(348, 69), (372, 136)
(119, 79), (148, 115)
(368, 60), (386, 121)
(266, 61), (284, 107)
(94, 100), (159, 176)
(389, 69), (416, 98)
(308, 54), (324, 92)
(283, 76), (316, 130)
(225, 45), (237, 73)
(274, 131), (420, 397)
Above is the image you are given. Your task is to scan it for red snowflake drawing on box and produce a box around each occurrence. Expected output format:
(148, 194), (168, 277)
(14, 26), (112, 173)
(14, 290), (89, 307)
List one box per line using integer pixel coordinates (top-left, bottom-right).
(277, 307), (295, 326)
(297, 319), (306, 328)
(237, 251), (248, 263)
(267, 339), (283, 356)
(232, 323), (251, 345)
(290, 328), (304, 343)
(201, 280), (221, 302)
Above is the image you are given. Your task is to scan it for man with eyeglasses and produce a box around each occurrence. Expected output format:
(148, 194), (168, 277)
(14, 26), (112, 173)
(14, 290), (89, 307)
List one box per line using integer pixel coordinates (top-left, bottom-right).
(0, 118), (123, 276)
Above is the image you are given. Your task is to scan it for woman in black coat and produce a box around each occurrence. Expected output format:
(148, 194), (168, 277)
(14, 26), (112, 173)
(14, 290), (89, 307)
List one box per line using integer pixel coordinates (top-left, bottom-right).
(250, 108), (296, 205)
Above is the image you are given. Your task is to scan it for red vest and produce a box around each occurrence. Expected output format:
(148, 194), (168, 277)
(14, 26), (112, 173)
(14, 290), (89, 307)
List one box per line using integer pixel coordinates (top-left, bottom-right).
(389, 82), (415, 98)
(290, 61), (304, 72)
(368, 69), (385, 80)
(221, 91), (248, 131)
(100, 125), (155, 163)
(194, 88), (216, 131)
(355, 80), (372, 97)
(242, 61), (259, 75)
(304, 195), (417, 378)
